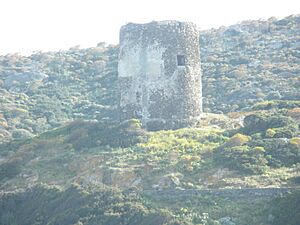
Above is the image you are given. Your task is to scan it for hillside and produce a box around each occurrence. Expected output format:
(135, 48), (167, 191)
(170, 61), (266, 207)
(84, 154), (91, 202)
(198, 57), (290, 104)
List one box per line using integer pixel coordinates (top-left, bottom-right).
(0, 44), (119, 142)
(0, 15), (300, 142)
(0, 108), (300, 224)
(201, 15), (300, 113)
(0, 15), (300, 225)
(1, 109), (300, 190)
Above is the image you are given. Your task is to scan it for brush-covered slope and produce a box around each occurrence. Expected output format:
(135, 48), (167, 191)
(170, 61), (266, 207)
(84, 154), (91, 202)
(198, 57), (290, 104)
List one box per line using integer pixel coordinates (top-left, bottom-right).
(201, 15), (300, 113)
(1, 107), (300, 191)
(1, 183), (299, 225)
(0, 44), (119, 142)
(0, 108), (300, 224)
(1, 15), (300, 142)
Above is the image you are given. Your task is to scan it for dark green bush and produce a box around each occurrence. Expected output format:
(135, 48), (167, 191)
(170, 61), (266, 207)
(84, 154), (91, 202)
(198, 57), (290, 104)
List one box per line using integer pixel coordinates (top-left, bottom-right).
(11, 129), (34, 140)
(243, 114), (293, 135)
(272, 124), (298, 138)
(214, 145), (268, 174)
(249, 139), (300, 167)
(268, 190), (300, 225)
(0, 184), (179, 225)
(0, 160), (21, 181)
(65, 119), (147, 150)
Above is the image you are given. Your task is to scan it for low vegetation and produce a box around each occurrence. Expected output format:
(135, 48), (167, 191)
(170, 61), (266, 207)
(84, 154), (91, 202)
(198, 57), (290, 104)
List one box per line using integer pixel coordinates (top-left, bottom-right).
(0, 15), (300, 224)
(1, 15), (300, 143)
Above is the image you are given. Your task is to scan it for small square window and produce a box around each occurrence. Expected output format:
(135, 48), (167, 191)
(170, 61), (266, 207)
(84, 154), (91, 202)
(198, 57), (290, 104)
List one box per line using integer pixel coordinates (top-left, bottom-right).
(177, 55), (185, 66)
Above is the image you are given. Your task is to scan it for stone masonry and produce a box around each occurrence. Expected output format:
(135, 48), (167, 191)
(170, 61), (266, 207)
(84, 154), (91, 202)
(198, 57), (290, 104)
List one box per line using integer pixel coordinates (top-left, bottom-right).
(118, 21), (202, 130)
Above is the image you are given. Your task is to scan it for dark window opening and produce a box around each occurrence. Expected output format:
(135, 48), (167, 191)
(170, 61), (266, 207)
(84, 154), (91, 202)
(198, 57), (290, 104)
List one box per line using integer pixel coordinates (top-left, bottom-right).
(177, 55), (185, 66)
(136, 92), (141, 103)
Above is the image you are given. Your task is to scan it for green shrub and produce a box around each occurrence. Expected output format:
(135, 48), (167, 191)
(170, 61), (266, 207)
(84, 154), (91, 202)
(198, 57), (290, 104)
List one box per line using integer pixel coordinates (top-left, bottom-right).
(65, 119), (147, 150)
(250, 139), (300, 167)
(269, 191), (300, 225)
(12, 129), (34, 140)
(242, 113), (294, 136)
(0, 160), (21, 181)
(0, 184), (182, 225)
(265, 128), (276, 138)
(272, 124), (298, 138)
(290, 137), (300, 147)
(223, 133), (251, 147)
(214, 145), (268, 174)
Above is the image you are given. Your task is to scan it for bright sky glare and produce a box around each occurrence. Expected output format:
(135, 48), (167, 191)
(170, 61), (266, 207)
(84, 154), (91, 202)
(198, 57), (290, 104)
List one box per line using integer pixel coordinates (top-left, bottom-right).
(0, 0), (299, 55)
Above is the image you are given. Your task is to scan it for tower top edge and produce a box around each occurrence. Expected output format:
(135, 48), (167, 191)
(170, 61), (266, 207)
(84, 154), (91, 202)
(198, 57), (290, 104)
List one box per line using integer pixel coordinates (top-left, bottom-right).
(120, 20), (199, 31)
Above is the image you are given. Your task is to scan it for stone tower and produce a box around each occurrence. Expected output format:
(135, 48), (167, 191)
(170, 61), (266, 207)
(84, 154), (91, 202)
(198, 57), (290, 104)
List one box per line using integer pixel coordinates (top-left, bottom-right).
(118, 21), (202, 130)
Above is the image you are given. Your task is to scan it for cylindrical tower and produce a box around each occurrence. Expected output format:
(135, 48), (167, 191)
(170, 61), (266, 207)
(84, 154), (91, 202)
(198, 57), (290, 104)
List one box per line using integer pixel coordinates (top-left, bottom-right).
(118, 21), (202, 130)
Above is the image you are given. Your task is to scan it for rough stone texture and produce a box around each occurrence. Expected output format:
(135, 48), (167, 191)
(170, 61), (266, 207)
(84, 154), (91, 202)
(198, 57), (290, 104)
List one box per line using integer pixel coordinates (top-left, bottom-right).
(118, 21), (202, 130)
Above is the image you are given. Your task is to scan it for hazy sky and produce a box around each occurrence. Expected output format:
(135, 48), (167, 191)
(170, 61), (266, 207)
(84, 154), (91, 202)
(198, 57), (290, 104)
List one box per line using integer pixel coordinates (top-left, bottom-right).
(0, 0), (299, 55)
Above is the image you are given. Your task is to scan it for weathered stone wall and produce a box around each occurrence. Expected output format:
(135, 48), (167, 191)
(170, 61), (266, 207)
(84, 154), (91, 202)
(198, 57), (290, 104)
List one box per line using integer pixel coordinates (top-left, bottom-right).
(118, 21), (202, 130)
